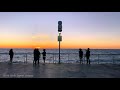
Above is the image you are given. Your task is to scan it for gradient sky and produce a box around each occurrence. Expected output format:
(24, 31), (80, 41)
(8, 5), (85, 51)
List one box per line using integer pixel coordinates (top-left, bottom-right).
(0, 12), (120, 49)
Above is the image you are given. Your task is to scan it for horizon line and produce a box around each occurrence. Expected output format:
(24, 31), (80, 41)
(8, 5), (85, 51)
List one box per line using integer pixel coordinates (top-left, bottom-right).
(0, 48), (120, 49)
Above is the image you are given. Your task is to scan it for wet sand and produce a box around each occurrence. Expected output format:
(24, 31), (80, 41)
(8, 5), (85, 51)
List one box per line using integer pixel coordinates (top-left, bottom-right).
(0, 62), (120, 78)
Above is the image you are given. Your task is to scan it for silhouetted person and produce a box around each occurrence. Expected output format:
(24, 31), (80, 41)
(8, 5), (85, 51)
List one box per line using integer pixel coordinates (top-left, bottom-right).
(9, 49), (14, 63)
(33, 49), (37, 64)
(36, 49), (40, 64)
(86, 48), (90, 64)
(79, 48), (83, 64)
(42, 49), (46, 63)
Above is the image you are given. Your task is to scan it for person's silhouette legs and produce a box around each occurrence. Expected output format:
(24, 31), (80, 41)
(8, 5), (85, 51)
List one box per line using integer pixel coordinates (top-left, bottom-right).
(10, 57), (13, 63)
(35, 60), (36, 65)
(43, 57), (45, 64)
(89, 59), (90, 64)
(38, 59), (39, 64)
(80, 58), (83, 64)
(87, 58), (88, 64)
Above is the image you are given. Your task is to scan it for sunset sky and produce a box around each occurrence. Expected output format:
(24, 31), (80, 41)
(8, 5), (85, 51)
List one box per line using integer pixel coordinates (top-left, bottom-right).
(0, 12), (120, 49)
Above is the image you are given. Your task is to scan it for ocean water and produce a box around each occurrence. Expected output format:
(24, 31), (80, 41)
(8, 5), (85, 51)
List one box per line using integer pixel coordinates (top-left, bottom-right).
(0, 48), (120, 64)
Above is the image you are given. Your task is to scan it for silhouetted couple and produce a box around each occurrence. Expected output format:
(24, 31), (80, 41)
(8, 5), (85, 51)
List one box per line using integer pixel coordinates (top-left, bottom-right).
(33, 49), (46, 65)
(79, 48), (90, 64)
(9, 49), (14, 63)
(33, 48), (40, 65)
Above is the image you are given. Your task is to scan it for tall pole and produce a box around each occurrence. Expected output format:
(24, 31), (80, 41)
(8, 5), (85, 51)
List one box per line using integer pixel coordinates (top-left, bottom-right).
(58, 21), (62, 64)
(59, 39), (60, 64)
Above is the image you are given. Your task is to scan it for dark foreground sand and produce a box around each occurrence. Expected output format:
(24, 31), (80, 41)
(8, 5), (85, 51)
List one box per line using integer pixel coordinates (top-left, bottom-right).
(0, 62), (120, 78)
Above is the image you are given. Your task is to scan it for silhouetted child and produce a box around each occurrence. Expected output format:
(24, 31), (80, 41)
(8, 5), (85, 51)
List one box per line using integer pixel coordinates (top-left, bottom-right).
(86, 48), (90, 64)
(79, 48), (83, 64)
(9, 49), (14, 63)
(42, 49), (46, 64)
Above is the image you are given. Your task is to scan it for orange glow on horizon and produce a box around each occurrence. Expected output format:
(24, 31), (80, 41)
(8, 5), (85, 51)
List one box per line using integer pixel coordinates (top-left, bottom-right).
(0, 34), (120, 49)
(0, 42), (120, 49)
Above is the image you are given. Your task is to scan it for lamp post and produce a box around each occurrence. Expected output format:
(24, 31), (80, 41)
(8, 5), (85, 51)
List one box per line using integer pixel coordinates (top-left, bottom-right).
(58, 21), (62, 64)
